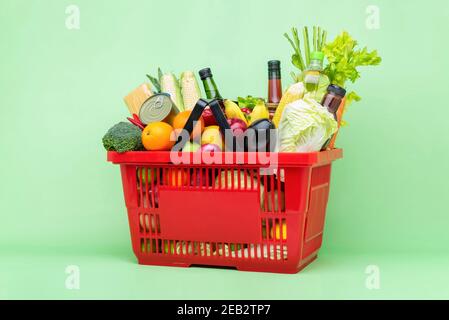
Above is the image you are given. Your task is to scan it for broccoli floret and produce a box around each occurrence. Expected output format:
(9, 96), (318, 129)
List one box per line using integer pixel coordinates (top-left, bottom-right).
(102, 122), (144, 153)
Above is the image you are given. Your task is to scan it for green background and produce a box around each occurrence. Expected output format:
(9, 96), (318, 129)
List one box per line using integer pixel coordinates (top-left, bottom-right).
(1, 0), (448, 299)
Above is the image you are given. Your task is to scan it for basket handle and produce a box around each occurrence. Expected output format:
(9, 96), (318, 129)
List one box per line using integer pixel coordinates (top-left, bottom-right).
(174, 99), (235, 150)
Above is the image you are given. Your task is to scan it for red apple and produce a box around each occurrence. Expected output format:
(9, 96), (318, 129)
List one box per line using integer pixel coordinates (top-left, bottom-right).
(202, 107), (218, 126)
(227, 118), (247, 138)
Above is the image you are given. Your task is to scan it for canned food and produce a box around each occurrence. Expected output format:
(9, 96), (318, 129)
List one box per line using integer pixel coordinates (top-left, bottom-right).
(139, 93), (179, 125)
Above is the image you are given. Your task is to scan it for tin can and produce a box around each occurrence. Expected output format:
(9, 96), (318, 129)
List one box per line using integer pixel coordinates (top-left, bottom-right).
(139, 93), (179, 125)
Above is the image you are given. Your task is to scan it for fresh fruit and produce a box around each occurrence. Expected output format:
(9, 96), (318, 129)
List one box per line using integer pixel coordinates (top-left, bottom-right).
(201, 143), (221, 153)
(240, 108), (251, 115)
(137, 168), (155, 184)
(165, 168), (189, 187)
(162, 112), (177, 126)
(245, 119), (276, 152)
(248, 100), (270, 125)
(164, 241), (176, 254)
(215, 170), (259, 189)
(227, 118), (247, 138)
(224, 99), (248, 125)
(202, 107), (218, 126)
(180, 71), (202, 110)
(141, 122), (175, 151)
(270, 221), (287, 240)
(201, 126), (223, 149)
(173, 110), (205, 139)
(139, 214), (158, 232)
(161, 73), (184, 111)
(182, 141), (200, 152)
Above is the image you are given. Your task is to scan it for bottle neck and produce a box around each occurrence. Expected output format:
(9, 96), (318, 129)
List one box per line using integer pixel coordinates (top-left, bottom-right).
(268, 68), (281, 80)
(202, 76), (222, 99)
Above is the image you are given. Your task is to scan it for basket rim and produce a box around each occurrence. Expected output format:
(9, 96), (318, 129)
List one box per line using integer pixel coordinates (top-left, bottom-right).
(107, 149), (342, 166)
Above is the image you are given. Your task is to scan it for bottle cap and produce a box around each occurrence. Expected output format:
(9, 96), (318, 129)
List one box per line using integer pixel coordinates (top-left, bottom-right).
(268, 60), (281, 70)
(199, 68), (212, 80)
(327, 84), (346, 97)
(311, 51), (325, 61)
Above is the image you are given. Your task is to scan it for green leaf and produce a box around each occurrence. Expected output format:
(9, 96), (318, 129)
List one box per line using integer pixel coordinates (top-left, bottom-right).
(146, 74), (161, 93)
(237, 95), (264, 110)
(323, 31), (381, 87)
(158, 68), (163, 81)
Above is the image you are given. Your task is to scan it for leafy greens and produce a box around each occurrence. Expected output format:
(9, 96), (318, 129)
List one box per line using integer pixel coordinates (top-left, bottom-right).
(323, 31), (381, 87)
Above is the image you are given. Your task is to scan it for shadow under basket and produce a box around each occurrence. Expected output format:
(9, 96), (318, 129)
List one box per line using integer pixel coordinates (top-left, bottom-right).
(107, 149), (342, 274)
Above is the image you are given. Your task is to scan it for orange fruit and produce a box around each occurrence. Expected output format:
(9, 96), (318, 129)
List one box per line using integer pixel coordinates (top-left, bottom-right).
(163, 112), (177, 126)
(164, 168), (189, 187)
(142, 122), (175, 151)
(172, 111), (204, 139)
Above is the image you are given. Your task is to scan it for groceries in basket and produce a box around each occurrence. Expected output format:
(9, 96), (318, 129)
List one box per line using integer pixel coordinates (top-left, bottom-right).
(103, 26), (380, 154)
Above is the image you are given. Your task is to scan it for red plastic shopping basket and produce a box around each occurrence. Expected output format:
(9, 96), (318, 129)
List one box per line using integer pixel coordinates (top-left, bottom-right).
(107, 148), (342, 274)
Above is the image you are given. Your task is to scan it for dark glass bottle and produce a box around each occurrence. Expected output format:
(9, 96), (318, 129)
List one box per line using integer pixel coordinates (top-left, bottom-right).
(321, 84), (346, 150)
(321, 84), (346, 120)
(199, 68), (222, 99)
(267, 60), (282, 104)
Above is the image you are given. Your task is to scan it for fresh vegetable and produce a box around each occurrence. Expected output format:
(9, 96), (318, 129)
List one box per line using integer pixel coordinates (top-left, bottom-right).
(237, 96), (264, 111)
(141, 122), (175, 151)
(328, 97), (346, 148)
(180, 71), (202, 110)
(224, 99), (248, 125)
(102, 122), (144, 153)
(322, 31), (380, 127)
(272, 82), (305, 128)
(161, 73), (185, 111)
(323, 31), (381, 88)
(146, 68), (163, 93)
(284, 26), (327, 76)
(248, 100), (269, 125)
(127, 113), (145, 130)
(278, 97), (338, 152)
